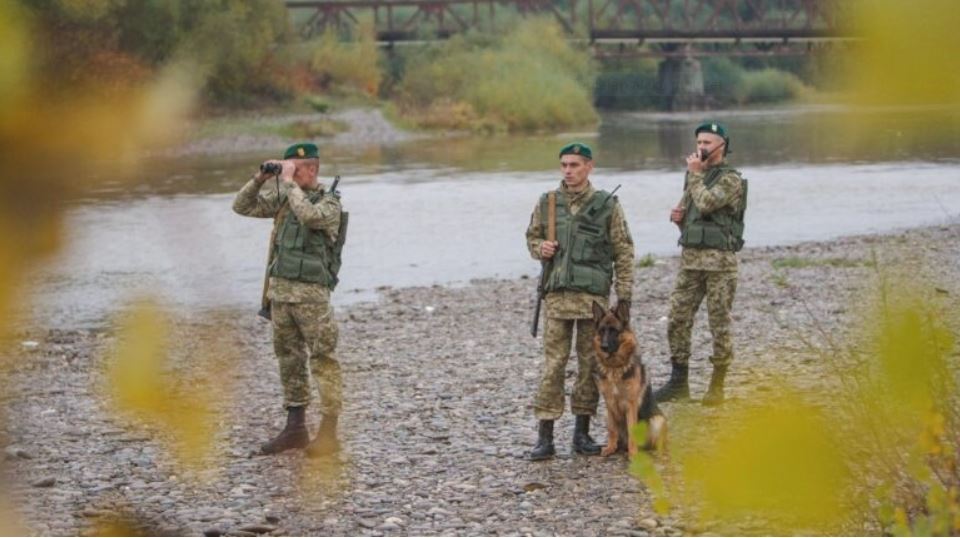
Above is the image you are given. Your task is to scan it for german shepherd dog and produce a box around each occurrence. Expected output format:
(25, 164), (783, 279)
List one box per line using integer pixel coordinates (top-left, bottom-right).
(592, 301), (667, 457)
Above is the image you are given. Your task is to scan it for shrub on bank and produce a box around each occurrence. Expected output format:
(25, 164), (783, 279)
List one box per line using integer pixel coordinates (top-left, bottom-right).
(741, 68), (807, 104)
(702, 57), (747, 107)
(308, 19), (382, 96)
(394, 18), (597, 132)
(23, 0), (289, 105)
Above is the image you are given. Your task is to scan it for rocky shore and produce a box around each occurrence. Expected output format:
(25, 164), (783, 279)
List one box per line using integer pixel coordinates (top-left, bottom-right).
(165, 108), (422, 157)
(2, 223), (958, 536)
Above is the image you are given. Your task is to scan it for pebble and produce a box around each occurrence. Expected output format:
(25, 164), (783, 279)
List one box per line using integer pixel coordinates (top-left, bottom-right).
(31, 477), (56, 488)
(4, 446), (32, 460)
(638, 518), (659, 531)
(357, 518), (378, 529)
(238, 524), (276, 534)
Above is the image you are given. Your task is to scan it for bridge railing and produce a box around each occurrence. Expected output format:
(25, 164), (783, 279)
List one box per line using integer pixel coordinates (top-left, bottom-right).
(286, 0), (851, 52)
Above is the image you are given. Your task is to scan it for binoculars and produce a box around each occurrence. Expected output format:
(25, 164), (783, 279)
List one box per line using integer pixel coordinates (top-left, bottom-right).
(260, 162), (282, 175)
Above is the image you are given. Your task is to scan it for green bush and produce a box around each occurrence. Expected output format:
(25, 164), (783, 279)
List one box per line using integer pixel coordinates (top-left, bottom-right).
(741, 68), (807, 104)
(23, 0), (288, 104)
(395, 18), (597, 132)
(702, 57), (746, 107)
(307, 18), (382, 96)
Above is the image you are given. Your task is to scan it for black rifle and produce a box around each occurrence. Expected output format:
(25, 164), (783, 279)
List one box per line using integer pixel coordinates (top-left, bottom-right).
(531, 258), (552, 338)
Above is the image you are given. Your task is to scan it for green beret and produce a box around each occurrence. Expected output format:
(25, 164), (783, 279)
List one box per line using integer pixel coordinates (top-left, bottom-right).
(558, 142), (592, 160)
(695, 122), (728, 140)
(283, 142), (319, 160)
(694, 122), (731, 154)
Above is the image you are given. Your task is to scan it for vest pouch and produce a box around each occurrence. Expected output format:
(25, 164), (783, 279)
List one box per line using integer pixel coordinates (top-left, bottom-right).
(275, 252), (303, 280)
(574, 226), (607, 263)
(299, 256), (333, 285)
(702, 225), (728, 250)
(683, 224), (705, 246)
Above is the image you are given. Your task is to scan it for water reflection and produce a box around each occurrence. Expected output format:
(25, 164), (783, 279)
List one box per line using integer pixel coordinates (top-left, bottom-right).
(85, 105), (959, 202)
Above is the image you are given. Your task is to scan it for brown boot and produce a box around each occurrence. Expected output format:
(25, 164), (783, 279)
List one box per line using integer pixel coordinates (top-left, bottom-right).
(260, 406), (309, 455)
(306, 415), (340, 458)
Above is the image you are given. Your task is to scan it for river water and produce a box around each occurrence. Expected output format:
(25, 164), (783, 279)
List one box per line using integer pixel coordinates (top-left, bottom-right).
(30, 106), (960, 328)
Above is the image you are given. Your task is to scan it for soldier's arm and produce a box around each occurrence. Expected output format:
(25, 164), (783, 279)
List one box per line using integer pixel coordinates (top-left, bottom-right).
(687, 171), (742, 215)
(610, 202), (635, 301)
(232, 177), (281, 218)
(526, 200), (545, 260)
(287, 185), (342, 241)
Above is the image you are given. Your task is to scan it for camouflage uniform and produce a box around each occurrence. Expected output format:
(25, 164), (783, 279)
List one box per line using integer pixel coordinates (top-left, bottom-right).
(233, 178), (343, 415)
(526, 181), (635, 420)
(667, 163), (743, 367)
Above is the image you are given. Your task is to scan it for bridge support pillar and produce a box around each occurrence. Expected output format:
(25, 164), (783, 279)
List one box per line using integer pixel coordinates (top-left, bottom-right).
(658, 56), (705, 111)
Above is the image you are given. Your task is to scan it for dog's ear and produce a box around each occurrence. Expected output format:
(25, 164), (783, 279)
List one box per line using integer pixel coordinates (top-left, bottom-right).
(592, 301), (606, 326)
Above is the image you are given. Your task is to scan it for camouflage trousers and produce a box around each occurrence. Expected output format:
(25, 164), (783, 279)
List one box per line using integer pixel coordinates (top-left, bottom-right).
(667, 269), (738, 367)
(534, 317), (600, 420)
(271, 301), (342, 416)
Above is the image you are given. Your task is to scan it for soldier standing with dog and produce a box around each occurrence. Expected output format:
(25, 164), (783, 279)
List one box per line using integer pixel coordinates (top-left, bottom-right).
(232, 142), (347, 457)
(654, 122), (747, 406)
(526, 142), (635, 461)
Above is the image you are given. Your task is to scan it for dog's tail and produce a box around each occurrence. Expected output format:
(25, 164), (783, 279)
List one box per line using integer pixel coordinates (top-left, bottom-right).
(646, 413), (668, 452)
(638, 367), (662, 421)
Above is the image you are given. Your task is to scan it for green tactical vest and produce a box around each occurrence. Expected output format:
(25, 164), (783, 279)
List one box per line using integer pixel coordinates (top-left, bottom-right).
(679, 165), (748, 252)
(541, 189), (616, 297)
(270, 188), (349, 289)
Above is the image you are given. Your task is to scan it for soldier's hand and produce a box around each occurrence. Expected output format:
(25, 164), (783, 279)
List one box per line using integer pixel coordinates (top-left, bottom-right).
(670, 206), (685, 224)
(686, 152), (705, 173)
(280, 160), (296, 181)
(540, 240), (559, 259)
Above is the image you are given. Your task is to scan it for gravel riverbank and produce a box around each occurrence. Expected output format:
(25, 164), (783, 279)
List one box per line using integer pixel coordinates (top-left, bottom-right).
(3, 223), (959, 536)
(165, 108), (422, 158)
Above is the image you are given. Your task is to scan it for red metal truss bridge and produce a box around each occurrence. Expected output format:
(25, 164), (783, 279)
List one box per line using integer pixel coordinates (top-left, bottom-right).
(286, 0), (855, 57)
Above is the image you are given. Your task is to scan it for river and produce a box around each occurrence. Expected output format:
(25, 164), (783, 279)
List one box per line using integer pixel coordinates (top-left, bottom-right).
(29, 106), (960, 328)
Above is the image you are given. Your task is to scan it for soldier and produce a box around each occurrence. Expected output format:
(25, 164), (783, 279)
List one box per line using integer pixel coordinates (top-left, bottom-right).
(232, 142), (346, 457)
(525, 142), (635, 461)
(655, 122), (747, 406)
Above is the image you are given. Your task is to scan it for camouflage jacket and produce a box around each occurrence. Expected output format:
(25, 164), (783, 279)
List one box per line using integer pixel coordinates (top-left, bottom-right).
(526, 181), (635, 319)
(233, 176), (342, 303)
(677, 162), (744, 272)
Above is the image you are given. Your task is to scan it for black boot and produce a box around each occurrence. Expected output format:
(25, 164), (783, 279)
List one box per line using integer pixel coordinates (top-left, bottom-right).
(572, 415), (602, 455)
(260, 406), (309, 455)
(528, 420), (555, 461)
(654, 364), (690, 403)
(702, 365), (728, 406)
(306, 414), (340, 458)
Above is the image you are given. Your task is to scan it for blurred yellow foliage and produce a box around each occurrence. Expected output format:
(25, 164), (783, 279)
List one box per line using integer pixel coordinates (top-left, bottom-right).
(643, 393), (849, 534)
(105, 300), (231, 471)
(845, 0), (960, 108)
